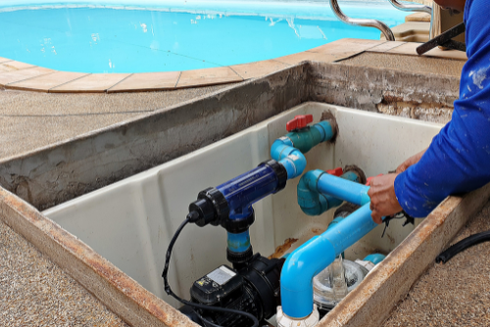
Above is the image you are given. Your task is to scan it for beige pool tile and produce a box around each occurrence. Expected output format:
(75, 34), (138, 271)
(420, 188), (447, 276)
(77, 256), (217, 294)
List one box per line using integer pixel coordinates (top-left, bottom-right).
(0, 67), (54, 87)
(50, 73), (132, 93)
(387, 42), (421, 55)
(368, 41), (407, 53)
(276, 50), (360, 65)
(0, 57), (11, 63)
(424, 47), (468, 60)
(405, 12), (431, 22)
(308, 39), (386, 56)
(0, 61), (35, 73)
(230, 60), (290, 79)
(107, 71), (181, 93)
(6, 71), (89, 92)
(176, 67), (242, 89)
(384, 22), (430, 43)
(387, 42), (468, 60)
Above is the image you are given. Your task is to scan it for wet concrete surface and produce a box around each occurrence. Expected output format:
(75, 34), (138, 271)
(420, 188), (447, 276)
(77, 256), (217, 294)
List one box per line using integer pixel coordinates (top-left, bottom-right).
(383, 201), (490, 327)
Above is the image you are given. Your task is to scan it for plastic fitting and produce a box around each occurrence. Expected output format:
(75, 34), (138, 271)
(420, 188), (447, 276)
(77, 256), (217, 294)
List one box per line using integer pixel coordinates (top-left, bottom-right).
(297, 169), (364, 216)
(279, 203), (377, 319)
(271, 119), (335, 179)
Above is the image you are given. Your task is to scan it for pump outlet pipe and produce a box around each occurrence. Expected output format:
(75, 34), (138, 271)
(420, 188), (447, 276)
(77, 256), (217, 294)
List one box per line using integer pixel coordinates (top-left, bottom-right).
(277, 172), (377, 324)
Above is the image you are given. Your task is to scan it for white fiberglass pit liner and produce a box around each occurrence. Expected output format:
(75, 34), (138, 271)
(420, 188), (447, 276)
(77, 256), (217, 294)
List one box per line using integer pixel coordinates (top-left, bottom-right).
(43, 102), (442, 308)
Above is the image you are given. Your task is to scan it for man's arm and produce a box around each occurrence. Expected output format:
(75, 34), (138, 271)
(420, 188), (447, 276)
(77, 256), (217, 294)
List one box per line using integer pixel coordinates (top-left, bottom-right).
(369, 0), (490, 222)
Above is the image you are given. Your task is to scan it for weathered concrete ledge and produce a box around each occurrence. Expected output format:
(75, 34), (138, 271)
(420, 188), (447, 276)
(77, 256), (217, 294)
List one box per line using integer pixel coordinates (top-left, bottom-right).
(309, 61), (460, 123)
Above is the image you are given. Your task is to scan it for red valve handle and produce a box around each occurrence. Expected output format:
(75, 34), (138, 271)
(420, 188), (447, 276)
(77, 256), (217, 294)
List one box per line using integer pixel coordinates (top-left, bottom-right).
(286, 114), (313, 132)
(326, 167), (343, 177)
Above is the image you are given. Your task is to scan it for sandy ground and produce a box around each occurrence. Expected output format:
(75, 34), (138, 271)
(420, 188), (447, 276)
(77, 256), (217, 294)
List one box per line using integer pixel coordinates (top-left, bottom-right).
(383, 201), (490, 327)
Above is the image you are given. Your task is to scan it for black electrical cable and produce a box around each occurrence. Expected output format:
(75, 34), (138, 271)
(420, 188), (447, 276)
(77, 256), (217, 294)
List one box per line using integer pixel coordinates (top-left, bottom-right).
(162, 212), (259, 327)
(436, 230), (490, 264)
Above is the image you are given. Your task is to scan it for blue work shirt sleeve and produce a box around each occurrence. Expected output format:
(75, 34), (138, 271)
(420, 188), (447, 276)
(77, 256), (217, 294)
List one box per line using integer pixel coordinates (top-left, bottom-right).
(394, 0), (490, 217)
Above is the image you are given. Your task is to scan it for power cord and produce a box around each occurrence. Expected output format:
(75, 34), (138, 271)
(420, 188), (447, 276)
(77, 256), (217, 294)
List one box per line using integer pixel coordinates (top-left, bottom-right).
(162, 212), (259, 327)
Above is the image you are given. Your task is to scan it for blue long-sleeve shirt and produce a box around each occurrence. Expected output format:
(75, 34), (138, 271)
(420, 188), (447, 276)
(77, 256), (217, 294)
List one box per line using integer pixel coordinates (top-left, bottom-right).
(394, 0), (490, 217)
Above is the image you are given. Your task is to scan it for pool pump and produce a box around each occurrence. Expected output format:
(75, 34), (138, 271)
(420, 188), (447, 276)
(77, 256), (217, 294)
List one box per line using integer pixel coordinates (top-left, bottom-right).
(180, 254), (284, 326)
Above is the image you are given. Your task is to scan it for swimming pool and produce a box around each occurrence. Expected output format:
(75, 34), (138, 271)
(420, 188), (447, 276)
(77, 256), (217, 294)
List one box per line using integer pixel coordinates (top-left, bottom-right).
(0, 1), (409, 73)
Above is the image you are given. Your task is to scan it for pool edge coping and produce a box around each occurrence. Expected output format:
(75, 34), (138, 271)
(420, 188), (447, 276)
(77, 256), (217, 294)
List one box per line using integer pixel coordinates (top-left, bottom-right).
(0, 38), (467, 94)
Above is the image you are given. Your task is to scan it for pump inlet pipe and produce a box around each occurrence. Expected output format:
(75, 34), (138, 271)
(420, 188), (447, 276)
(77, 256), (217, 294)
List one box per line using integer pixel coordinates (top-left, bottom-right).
(277, 171), (378, 326)
(328, 0), (395, 41)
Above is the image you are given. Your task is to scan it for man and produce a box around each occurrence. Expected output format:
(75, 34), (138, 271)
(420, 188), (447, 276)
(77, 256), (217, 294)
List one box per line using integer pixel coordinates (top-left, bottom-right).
(368, 0), (490, 224)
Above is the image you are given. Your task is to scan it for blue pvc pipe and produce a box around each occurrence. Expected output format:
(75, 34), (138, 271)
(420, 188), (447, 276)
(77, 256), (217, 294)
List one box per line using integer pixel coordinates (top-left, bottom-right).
(313, 170), (371, 206)
(280, 203), (378, 318)
(364, 253), (386, 265)
(227, 230), (251, 253)
(297, 170), (361, 216)
(313, 121), (334, 142)
(270, 120), (334, 179)
(270, 143), (307, 179)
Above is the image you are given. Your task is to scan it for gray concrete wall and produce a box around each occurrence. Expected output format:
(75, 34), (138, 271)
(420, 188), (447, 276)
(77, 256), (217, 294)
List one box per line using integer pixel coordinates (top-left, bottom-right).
(308, 61), (460, 124)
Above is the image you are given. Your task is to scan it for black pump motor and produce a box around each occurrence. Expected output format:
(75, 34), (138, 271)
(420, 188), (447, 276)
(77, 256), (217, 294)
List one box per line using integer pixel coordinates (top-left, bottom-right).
(180, 253), (284, 327)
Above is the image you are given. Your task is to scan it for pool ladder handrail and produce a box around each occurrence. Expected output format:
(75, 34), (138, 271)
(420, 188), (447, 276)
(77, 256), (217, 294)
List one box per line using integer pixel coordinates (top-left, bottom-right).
(387, 0), (434, 38)
(329, 0), (395, 41)
(387, 0), (432, 15)
(329, 0), (434, 42)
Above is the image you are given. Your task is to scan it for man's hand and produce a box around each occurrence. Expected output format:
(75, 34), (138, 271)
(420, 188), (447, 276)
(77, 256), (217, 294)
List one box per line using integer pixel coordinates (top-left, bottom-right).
(367, 174), (402, 224)
(396, 148), (427, 173)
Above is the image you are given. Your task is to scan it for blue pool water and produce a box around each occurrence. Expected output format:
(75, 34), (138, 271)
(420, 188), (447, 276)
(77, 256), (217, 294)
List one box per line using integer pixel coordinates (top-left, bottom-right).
(0, 1), (409, 73)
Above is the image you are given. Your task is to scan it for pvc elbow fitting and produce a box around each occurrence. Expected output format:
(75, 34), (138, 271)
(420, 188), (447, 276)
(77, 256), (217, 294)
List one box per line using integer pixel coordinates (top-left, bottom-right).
(280, 203), (377, 318)
(297, 170), (363, 216)
(271, 142), (307, 179)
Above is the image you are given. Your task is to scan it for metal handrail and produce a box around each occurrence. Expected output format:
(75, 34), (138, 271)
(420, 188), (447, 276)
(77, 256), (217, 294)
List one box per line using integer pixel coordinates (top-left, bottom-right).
(387, 0), (433, 40)
(387, 0), (432, 15)
(329, 0), (395, 41)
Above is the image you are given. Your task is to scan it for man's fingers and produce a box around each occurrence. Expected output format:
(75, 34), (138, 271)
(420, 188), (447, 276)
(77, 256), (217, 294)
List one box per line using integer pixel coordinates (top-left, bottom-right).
(371, 210), (383, 224)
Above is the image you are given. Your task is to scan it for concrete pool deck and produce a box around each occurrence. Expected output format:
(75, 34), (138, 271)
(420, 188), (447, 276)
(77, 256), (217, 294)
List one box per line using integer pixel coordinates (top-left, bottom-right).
(0, 37), (485, 327)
